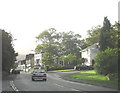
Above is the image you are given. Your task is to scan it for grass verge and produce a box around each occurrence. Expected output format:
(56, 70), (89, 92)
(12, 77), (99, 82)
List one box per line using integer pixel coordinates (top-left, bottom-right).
(69, 70), (118, 85)
(48, 69), (75, 72)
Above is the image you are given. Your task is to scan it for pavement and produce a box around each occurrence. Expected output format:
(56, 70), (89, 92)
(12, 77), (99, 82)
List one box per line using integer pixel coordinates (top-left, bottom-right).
(56, 71), (119, 90)
(2, 73), (17, 91)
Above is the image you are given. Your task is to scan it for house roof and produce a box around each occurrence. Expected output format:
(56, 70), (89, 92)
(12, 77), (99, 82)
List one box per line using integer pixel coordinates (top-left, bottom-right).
(26, 54), (34, 60)
(80, 43), (99, 52)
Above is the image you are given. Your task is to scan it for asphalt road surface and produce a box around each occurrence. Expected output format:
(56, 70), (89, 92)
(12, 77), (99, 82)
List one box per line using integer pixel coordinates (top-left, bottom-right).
(6, 71), (118, 92)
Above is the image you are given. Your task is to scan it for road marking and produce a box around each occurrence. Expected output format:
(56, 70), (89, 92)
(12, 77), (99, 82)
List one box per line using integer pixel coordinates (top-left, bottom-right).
(54, 83), (80, 91)
(9, 81), (19, 91)
(71, 88), (80, 91)
(54, 83), (64, 87)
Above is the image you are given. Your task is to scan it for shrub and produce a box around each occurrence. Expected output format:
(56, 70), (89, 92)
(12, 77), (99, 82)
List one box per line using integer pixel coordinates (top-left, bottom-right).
(94, 48), (119, 80)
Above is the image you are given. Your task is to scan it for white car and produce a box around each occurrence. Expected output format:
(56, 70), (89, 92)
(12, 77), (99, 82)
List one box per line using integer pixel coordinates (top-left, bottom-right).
(31, 69), (47, 81)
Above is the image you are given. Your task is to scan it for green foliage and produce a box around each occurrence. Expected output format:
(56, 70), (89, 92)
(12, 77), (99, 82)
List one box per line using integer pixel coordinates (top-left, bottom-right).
(36, 28), (82, 68)
(1, 29), (16, 73)
(84, 17), (119, 50)
(60, 31), (81, 58)
(67, 53), (76, 63)
(99, 17), (113, 51)
(79, 58), (86, 65)
(85, 25), (101, 46)
(94, 48), (119, 80)
(60, 54), (77, 66)
(111, 22), (120, 48)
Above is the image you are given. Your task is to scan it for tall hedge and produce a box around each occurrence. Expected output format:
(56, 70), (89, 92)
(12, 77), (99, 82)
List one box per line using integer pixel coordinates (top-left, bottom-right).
(94, 48), (119, 80)
(1, 29), (16, 73)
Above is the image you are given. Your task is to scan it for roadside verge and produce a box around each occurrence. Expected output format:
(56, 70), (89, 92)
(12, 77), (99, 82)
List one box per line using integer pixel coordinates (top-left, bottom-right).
(57, 71), (118, 90)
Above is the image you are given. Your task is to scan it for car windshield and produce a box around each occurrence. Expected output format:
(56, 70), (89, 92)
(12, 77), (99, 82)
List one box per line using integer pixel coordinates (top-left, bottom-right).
(33, 70), (45, 73)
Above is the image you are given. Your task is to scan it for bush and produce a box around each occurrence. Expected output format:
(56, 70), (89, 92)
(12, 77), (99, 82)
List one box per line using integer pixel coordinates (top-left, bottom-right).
(94, 48), (119, 80)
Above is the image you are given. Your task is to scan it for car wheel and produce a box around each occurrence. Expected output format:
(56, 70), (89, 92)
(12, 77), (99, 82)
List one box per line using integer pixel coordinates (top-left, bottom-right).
(32, 78), (34, 81)
(43, 79), (47, 81)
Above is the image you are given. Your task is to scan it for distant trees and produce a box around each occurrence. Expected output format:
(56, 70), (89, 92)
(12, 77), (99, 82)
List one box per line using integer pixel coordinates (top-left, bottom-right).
(1, 29), (17, 73)
(35, 28), (82, 69)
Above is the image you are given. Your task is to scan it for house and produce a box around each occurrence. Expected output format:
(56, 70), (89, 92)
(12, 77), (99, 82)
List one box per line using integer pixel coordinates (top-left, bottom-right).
(34, 52), (44, 67)
(80, 43), (99, 66)
(17, 60), (26, 71)
(26, 54), (34, 72)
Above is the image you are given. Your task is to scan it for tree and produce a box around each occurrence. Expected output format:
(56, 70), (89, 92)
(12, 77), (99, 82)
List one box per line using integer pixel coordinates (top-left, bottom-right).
(99, 17), (113, 51)
(111, 22), (120, 48)
(66, 53), (76, 66)
(60, 31), (82, 64)
(94, 48), (119, 80)
(60, 54), (76, 67)
(85, 25), (101, 46)
(36, 28), (59, 66)
(1, 29), (17, 73)
(36, 29), (83, 67)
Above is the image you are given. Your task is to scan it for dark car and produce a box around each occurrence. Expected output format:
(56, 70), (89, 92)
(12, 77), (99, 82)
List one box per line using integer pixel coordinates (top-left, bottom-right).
(12, 69), (20, 74)
(31, 69), (47, 81)
(74, 64), (93, 71)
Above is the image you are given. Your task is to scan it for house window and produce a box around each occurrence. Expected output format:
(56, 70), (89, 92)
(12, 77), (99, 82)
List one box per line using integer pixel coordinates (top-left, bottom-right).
(36, 59), (40, 65)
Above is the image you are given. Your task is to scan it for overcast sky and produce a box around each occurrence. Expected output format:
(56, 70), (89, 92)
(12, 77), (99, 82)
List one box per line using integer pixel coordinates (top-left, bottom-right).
(0, 0), (119, 55)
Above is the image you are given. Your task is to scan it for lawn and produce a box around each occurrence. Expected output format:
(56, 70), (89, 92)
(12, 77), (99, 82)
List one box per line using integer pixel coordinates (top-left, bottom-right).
(69, 70), (118, 85)
(48, 69), (75, 72)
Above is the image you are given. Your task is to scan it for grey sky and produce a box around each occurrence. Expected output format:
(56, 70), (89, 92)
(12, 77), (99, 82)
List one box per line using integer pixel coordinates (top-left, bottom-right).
(0, 0), (119, 55)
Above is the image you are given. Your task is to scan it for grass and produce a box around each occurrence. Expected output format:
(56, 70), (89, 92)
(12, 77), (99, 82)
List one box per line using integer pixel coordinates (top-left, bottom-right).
(48, 69), (75, 72)
(69, 70), (118, 85)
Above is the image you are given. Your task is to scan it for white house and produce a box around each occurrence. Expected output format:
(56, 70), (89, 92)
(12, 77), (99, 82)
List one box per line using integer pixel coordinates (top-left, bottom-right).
(17, 60), (26, 71)
(80, 43), (99, 66)
(34, 53), (44, 66)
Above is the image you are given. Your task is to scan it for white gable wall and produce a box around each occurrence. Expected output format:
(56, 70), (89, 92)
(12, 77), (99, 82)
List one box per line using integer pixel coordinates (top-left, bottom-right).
(81, 43), (99, 66)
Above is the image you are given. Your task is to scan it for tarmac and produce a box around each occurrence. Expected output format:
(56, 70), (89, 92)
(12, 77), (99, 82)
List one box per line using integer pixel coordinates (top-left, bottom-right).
(1, 70), (119, 92)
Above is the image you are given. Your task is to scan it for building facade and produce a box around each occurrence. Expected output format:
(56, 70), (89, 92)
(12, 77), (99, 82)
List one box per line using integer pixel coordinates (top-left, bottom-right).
(81, 43), (99, 66)
(26, 54), (34, 72)
(34, 53), (44, 67)
(16, 60), (26, 71)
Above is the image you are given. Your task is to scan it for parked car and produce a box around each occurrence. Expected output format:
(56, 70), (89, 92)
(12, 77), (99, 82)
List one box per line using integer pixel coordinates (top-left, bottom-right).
(74, 64), (93, 71)
(11, 69), (20, 74)
(31, 69), (47, 81)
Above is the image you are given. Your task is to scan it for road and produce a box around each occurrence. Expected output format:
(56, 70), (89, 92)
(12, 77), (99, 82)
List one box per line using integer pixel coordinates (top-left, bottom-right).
(4, 71), (118, 92)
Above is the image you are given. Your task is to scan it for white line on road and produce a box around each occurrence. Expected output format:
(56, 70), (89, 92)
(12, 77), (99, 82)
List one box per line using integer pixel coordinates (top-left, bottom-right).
(54, 83), (81, 91)
(9, 81), (19, 91)
(71, 88), (80, 91)
(54, 83), (64, 87)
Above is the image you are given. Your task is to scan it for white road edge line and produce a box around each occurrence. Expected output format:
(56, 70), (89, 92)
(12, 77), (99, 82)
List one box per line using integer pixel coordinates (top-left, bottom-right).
(9, 81), (19, 91)
(71, 88), (80, 91)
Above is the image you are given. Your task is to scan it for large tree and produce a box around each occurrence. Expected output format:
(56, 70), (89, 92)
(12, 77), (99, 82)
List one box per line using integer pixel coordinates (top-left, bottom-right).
(36, 28), (59, 66)
(1, 29), (17, 73)
(60, 31), (82, 64)
(36, 29), (83, 67)
(85, 25), (101, 46)
(99, 17), (113, 51)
